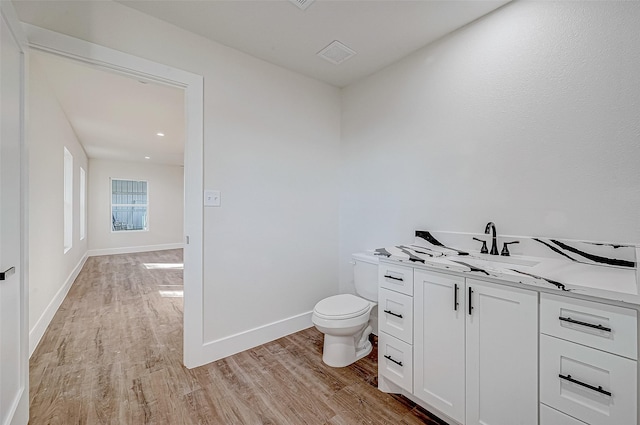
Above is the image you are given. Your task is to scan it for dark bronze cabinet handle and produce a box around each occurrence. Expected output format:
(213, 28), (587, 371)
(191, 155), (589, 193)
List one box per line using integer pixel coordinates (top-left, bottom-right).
(383, 310), (403, 319)
(0, 266), (15, 281)
(559, 374), (612, 397)
(468, 287), (473, 315)
(559, 316), (611, 332)
(384, 274), (404, 282)
(454, 283), (459, 311)
(384, 355), (403, 367)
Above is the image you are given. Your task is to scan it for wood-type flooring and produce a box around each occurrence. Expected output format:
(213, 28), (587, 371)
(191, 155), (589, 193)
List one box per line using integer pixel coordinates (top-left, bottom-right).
(29, 249), (447, 425)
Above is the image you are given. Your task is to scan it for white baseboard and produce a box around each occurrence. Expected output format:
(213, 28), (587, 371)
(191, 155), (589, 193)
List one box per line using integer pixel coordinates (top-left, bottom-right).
(87, 243), (184, 257)
(197, 311), (313, 366)
(5, 386), (27, 425)
(29, 252), (88, 357)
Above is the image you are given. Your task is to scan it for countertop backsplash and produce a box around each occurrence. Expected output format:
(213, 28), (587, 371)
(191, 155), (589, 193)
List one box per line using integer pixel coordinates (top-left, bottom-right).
(418, 230), (637, 267)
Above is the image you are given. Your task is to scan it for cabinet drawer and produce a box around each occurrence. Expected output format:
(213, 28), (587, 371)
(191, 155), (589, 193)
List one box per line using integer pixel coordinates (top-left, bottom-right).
(379, 288), (413, 344)
(540, 334), (637, 425)
(540, 404), (587, 425)
(378, 332), (412, 393)
(540, 293), (637, 359)
(379, 263), (414, 296)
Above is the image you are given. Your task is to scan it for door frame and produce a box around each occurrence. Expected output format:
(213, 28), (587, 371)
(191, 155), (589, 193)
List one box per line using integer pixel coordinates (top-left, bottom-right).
(22, 24), (206, 368)
(1, 2), (29, 424)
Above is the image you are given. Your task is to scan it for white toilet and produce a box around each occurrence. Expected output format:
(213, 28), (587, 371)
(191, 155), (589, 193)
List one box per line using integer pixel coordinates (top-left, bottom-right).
(312, 252), (379, 367)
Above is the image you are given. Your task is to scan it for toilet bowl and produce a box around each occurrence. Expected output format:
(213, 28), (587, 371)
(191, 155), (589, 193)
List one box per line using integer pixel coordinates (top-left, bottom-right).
(312, 253), (379, 368)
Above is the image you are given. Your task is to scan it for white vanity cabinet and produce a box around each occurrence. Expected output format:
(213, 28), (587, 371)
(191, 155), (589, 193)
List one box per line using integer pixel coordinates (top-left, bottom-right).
(539, 293), (638, 425)
(378, 259), (639, 425)
(413, 270), (538, 425)
(378, 263), (415, 393)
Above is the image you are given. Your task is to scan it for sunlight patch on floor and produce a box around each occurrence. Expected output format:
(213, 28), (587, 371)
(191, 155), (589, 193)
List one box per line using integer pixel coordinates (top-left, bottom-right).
(143, 263), (184, 270)
(157, 284), (183, 298)
(158, 290), (184, 298)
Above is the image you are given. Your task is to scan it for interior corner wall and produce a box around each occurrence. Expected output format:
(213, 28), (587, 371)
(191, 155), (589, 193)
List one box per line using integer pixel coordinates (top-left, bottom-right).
(339, 1), (640, 291)
(28, 56), (89, 353)
(87, 158), (184, 254)
(16, 0), (341, 356)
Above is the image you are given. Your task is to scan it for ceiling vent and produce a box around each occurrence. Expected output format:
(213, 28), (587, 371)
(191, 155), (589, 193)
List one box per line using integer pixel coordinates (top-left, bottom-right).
(317, 40), (357, 65)
(289, 0), (315, 11)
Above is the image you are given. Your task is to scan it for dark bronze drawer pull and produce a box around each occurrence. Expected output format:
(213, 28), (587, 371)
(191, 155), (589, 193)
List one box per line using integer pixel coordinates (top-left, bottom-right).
(454, 283), (459, 311)
(0, 266), (15, 281)
(559, 316), (611, 332)
(384, 274), (404, 282)
(559, 374), (612, 397)
(384, 355), (403, 367)
(383, 310), (403, 319)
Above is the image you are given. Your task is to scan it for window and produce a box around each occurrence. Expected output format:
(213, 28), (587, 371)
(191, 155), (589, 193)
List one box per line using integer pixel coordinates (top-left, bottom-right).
(80, 167), (86, 240)
(111, 179), (148, 232)
(63, 147), (73, 252)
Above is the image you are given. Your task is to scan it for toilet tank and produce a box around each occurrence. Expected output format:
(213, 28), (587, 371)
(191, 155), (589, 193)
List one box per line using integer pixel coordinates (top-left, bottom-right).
(352, 252), (379, 302)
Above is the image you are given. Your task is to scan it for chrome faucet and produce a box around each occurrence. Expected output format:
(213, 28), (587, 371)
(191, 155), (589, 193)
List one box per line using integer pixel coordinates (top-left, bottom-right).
(484, 222), (499, 255)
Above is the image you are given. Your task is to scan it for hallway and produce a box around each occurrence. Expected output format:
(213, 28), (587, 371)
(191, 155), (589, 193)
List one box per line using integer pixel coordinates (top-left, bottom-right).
(29, 250), (443, 424)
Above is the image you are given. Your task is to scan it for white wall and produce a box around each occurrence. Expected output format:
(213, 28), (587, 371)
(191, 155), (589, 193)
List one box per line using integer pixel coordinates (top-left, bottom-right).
(28, 56), (89, 353)
(26, 0), (640, 363)
(340, 1), (640, 290)
(87, 159), (184, 255)
(16, 0), (341, 358)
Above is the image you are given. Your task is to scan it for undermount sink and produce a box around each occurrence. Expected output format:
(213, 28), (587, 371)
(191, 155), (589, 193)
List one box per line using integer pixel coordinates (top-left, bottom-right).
(454, 254), (540, 268)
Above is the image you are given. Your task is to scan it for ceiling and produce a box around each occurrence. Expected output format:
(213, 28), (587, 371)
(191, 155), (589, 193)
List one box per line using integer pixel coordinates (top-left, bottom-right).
(15, 0), (510, 88)
(19, 0), (509, 164)
(115, 0), (509, 87)
(33, 51), (185, 166)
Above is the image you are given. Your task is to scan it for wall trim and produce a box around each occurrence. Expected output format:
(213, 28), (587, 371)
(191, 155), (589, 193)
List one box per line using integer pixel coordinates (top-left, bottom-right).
(87, 243), (184, 257)
(201, 311), (313, 363)
(29, 252), (87, 357)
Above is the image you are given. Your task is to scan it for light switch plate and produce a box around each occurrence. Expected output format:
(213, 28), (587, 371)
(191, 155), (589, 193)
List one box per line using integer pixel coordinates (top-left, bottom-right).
(204, 190), (221, 207)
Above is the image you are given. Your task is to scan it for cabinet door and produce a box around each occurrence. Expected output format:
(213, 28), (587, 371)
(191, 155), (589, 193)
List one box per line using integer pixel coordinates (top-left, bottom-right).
(465, 280), (538, 425)
(540, 334), (637, 425)
(379, 287), (413, 344)
(378, 332), (413, 393)
(540, 404), (588, 425)
(540, 293), (637, 359)
(379, 262), (414, 296)
(414, 270), (465, 424)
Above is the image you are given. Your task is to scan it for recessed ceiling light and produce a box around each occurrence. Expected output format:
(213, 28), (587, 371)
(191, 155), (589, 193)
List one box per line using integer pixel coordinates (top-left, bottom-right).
(157, 132), (165, 137)
(145, 156), (151, 160)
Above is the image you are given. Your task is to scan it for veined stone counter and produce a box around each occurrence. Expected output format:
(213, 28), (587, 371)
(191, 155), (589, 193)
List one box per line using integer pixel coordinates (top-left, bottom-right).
(374, 230), (640, 306)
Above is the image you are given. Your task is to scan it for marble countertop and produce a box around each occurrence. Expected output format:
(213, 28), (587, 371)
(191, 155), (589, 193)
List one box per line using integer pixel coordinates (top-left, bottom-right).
(374, 231), (640, 306)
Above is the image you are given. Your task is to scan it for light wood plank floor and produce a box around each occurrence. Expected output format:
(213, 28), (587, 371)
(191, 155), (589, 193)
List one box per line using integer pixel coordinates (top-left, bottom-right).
(30, 250), (447, 425)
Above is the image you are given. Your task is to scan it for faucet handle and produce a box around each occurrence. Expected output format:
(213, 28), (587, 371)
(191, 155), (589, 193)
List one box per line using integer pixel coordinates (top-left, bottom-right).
(501, 241), (520, 257)
(473, 237), (489, 254)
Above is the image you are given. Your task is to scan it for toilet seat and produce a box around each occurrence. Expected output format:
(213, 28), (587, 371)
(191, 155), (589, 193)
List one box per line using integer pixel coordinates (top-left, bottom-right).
(313, 294), (371, 320)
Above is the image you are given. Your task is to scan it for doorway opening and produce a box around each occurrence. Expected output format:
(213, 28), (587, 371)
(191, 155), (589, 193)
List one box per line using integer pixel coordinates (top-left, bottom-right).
(24, 24), (205, 369)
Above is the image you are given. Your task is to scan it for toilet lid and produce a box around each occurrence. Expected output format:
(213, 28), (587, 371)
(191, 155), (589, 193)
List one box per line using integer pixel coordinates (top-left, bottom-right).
(314, 294), (371, 320)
